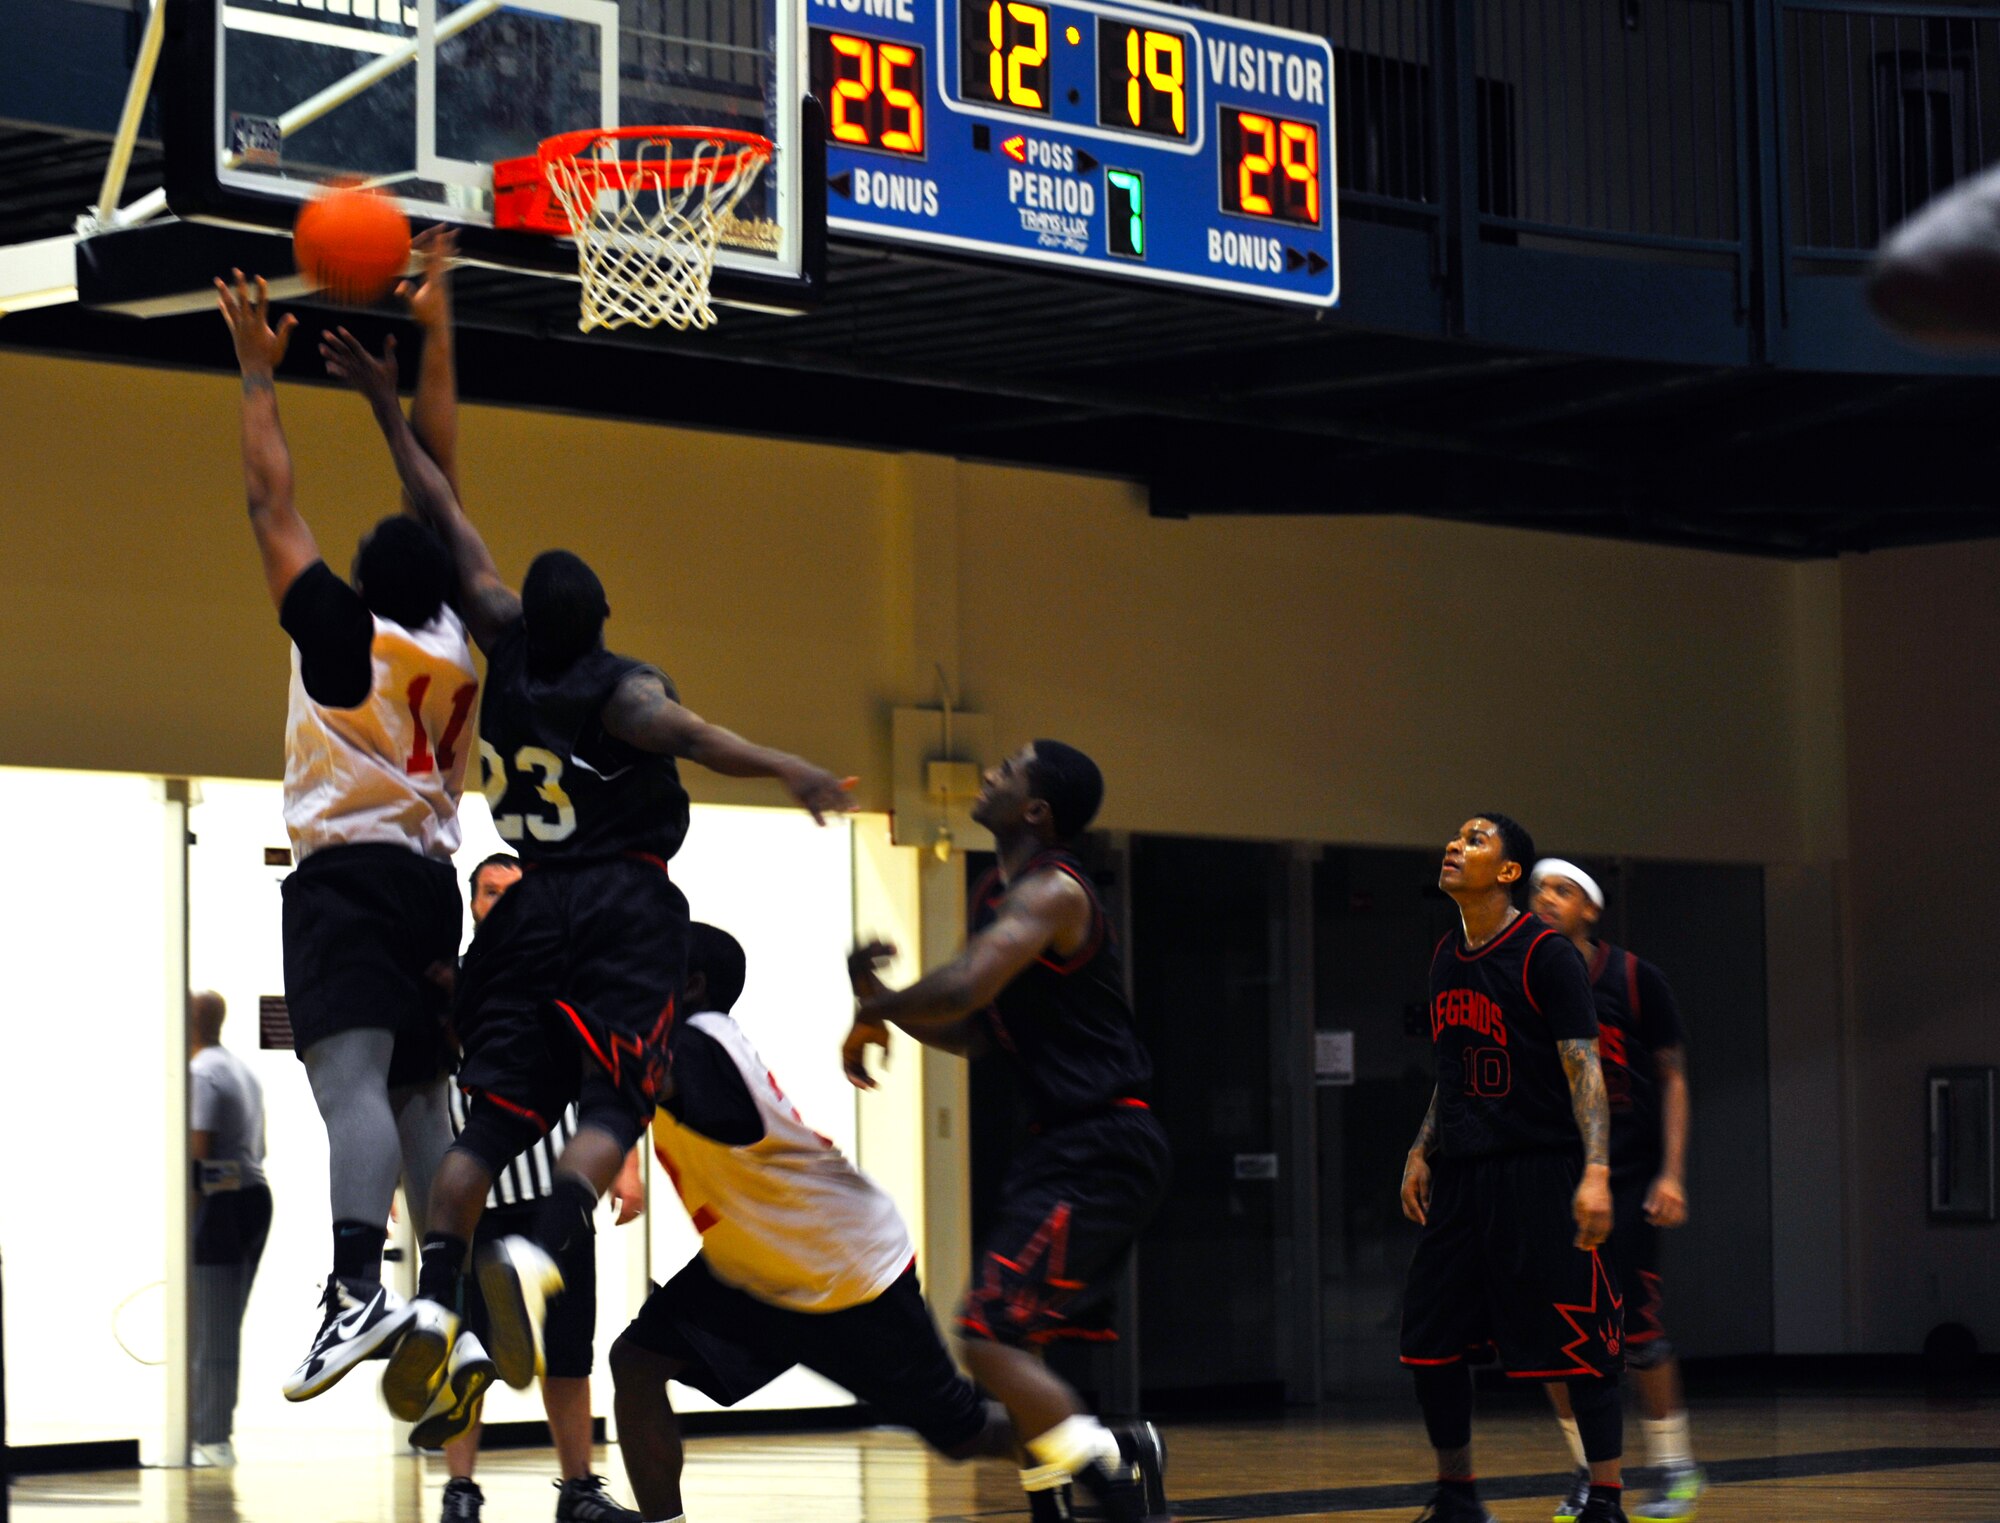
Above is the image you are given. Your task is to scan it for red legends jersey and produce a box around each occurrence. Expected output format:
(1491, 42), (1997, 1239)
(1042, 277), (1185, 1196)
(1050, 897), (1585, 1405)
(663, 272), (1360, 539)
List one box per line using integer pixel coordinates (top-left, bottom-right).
(1427, 911), (1598, 1158)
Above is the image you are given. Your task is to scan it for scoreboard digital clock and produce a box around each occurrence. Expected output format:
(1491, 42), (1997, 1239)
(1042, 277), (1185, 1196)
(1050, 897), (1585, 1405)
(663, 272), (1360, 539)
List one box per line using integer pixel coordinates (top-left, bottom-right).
(808, 0), (1338, 307)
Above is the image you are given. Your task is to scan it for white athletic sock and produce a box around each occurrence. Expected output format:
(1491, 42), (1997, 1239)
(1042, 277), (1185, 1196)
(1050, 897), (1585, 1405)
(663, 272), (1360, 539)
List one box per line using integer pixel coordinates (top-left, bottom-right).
(1556, 1416), (1586, 1470)
(1020, 1462), (1072, 1493)
(1644, 1412), (1693, 1469)
(1026, 1415), (1121, 1478)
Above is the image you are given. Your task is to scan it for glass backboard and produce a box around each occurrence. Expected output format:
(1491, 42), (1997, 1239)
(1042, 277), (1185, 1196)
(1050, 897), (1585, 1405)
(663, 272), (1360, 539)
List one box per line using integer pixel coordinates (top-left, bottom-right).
(165, 0), (813, 294)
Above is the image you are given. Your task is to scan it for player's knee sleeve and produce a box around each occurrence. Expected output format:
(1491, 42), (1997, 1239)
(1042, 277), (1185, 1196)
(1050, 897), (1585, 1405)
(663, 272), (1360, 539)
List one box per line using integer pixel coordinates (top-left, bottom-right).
(452, 1100), (544, 1177)
(1625, 1336), (1673, 1371)
(1411, 1362), (1474, 1454)
(1564, 1374), (1623, 1463)
(574, 1097), (649, 1155)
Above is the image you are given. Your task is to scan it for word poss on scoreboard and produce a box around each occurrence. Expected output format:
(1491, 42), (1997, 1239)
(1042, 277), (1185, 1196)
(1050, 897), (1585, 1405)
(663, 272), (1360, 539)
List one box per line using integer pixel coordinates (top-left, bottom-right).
(810, 0), (1337, 306)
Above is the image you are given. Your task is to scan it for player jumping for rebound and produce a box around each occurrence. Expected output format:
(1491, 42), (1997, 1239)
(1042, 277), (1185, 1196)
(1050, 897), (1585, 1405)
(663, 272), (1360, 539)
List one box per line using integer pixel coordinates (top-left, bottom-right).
(319, 320), (855, 1424)
(845, 741), (1171, 1523)
(1399, 817), (1626, 1523)
(217, 262), (478, 1403)
(1530, 861), (1703, 1521)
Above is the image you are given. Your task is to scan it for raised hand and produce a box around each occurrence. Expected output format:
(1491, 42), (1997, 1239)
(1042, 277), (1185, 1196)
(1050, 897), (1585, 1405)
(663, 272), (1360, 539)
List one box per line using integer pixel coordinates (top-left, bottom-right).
(847, 939), (897, 998)
(398, 226), (457, 332)
(319, 325), (401, 410)
(214, 270), (299, 376)
(842, 1018), (890, 1090)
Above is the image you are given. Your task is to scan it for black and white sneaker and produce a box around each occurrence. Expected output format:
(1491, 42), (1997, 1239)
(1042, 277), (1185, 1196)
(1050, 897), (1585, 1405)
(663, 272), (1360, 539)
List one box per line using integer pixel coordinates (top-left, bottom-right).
(1076, 1440), (1154, 1523)
(381, 1297), (460, 1422)
(284, 1276), (411, 1402)
(475, 1235), (564, 1390)
(409, 1330), (498, 1450)
(553, 1474), (642, 1523)
(440, 1477), (484, 1523)
(1111, 1422), (1168, 1522)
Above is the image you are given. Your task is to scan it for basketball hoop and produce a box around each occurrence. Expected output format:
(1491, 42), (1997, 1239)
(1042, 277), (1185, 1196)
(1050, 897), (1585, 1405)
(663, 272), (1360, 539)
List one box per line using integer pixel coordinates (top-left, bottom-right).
(494, 127), (773, 333)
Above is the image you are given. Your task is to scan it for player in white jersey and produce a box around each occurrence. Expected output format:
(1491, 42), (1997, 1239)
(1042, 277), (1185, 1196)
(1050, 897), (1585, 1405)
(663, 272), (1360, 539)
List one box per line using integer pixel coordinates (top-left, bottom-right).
(217, 254), (479, 1402)
(610, 925), (1013, 1523)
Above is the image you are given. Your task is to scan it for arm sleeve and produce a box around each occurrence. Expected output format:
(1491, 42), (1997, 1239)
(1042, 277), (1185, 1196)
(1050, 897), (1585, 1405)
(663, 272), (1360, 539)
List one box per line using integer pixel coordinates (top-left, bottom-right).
(662, 1028), (766, 1146)
(279, 561), (376, 709)
(1635, 959), (1685, 1052)
(1529, 933), (1600, 1041)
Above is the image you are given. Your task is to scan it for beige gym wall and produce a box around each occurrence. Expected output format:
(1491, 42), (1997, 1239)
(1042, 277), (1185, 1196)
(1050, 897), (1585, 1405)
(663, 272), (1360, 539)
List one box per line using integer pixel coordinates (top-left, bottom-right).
(0, 349), (1841, 868)
(1838, 538), (2000, 1355)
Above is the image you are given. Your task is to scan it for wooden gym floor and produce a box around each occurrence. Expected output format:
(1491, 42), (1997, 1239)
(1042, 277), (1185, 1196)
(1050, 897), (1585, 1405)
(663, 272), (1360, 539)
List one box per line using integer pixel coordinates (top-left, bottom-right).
(11, 1396), (1998, 1522)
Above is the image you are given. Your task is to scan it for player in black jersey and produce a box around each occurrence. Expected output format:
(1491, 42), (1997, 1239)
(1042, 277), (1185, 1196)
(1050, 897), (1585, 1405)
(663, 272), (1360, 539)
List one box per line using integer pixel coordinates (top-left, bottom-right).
(1399, 816), (1628, 1523)
(321, 326), (855, 1423)
(844, 741), (1170, 1523)
(1530, 861), (1704, 1522)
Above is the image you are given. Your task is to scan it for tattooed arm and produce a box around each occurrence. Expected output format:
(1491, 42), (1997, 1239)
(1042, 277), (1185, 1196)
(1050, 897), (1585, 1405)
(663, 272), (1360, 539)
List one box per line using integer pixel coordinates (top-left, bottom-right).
(1400, 1086), (1441, 1225)
(1559, 1037), (1613, 1249)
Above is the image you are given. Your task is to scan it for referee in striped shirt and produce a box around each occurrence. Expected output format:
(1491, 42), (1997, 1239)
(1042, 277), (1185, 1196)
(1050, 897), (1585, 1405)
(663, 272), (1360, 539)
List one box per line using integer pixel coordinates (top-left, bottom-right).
(441, 853), (648, 1523)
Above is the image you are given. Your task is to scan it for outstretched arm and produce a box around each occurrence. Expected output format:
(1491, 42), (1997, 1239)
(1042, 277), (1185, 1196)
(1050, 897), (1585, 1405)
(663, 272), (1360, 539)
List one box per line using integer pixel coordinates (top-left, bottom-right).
(401, 228), (461, 500)
(600, 671), (855, 823)
(1558, 1037), (1613, 1249)
(320, 326), (519, 650)
(215, 271), (316, 611)
(840, 873), (1091, 1088)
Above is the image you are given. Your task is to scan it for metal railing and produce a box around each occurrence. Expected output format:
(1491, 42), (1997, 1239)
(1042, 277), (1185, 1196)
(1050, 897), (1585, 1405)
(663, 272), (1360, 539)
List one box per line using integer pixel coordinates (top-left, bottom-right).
(1470, 0), (1743, 251)
(1779, 2), (2000, 258)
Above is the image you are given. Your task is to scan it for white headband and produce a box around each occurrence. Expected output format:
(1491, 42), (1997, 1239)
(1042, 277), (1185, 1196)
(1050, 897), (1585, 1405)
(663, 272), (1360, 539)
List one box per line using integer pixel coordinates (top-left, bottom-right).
(1531, 858), (1604, 909)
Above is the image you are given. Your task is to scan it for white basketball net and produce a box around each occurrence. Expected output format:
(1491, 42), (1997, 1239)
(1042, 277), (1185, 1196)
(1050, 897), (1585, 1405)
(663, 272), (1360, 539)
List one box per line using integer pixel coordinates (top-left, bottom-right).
(544, 132), (771, 333)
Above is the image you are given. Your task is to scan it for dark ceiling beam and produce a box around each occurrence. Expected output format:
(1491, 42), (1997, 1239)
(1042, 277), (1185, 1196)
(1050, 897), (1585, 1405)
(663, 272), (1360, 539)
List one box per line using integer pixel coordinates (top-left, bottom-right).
(1233, 351), (1581, 402)
(1467, 364), (1761, 432)
(1708, 377), (1952, 452)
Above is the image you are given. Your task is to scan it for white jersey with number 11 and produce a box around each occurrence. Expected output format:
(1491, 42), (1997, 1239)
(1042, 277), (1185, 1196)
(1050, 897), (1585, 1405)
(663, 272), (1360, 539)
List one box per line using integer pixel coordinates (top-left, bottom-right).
(282, 607), (478, 863)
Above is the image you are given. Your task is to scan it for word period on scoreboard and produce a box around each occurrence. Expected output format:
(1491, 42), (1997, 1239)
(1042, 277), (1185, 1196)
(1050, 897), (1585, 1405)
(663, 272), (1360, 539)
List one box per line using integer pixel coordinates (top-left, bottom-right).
(811, 0), (1338, 306)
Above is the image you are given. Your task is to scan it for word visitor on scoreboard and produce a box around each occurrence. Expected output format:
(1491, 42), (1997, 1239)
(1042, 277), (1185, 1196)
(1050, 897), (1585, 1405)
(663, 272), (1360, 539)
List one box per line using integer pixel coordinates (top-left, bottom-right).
(1205, 38), (1327, 106)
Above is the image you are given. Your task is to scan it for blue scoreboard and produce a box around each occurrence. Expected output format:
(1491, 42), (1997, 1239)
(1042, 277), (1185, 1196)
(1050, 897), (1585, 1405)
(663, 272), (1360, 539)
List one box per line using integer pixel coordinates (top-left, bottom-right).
(808, 0), (1339, 308)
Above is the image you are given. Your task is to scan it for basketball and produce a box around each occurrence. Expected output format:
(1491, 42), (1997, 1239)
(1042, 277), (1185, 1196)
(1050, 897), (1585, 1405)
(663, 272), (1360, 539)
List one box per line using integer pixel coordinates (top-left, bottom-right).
(293, 185), (411, 305)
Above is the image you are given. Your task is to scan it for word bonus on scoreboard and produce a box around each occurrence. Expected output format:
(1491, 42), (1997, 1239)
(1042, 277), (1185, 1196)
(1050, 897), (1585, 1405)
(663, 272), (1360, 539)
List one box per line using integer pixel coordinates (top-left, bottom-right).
(810, 0), (1338, 306)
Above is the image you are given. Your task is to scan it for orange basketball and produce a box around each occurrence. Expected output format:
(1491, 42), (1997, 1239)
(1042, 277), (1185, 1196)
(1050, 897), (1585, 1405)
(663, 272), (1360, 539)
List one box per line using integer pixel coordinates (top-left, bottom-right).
(293, 185), (412, 305)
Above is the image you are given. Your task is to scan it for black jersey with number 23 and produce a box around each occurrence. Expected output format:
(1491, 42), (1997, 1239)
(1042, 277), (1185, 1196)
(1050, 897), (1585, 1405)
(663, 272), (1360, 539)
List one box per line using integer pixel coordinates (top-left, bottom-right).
(972, 851), (1152, 1126)
(1428, 911), (1598, 1158)
(476, 618), (692, 864)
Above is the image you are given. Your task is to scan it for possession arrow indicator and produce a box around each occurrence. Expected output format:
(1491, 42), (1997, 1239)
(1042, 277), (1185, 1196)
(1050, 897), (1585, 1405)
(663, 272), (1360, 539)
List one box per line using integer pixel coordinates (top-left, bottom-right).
(829, 172), (853, 200)
(1002, 135), (1027, 163)
(1076, 148), (1099, 172)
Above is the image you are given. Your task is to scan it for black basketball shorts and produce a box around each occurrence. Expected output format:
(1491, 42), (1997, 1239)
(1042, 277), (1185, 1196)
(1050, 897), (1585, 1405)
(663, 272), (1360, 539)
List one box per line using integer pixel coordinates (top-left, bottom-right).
(455, 856), (690, 1152)
(622, 1257), (987, 1454)
(1609, 1169), (1666, 1354)
(1400, 1150), (1626, 1380)
(281, 843), (461, 1086)
(465, 1201), (598, 1378)
(960, 1105), (1171, 1350)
